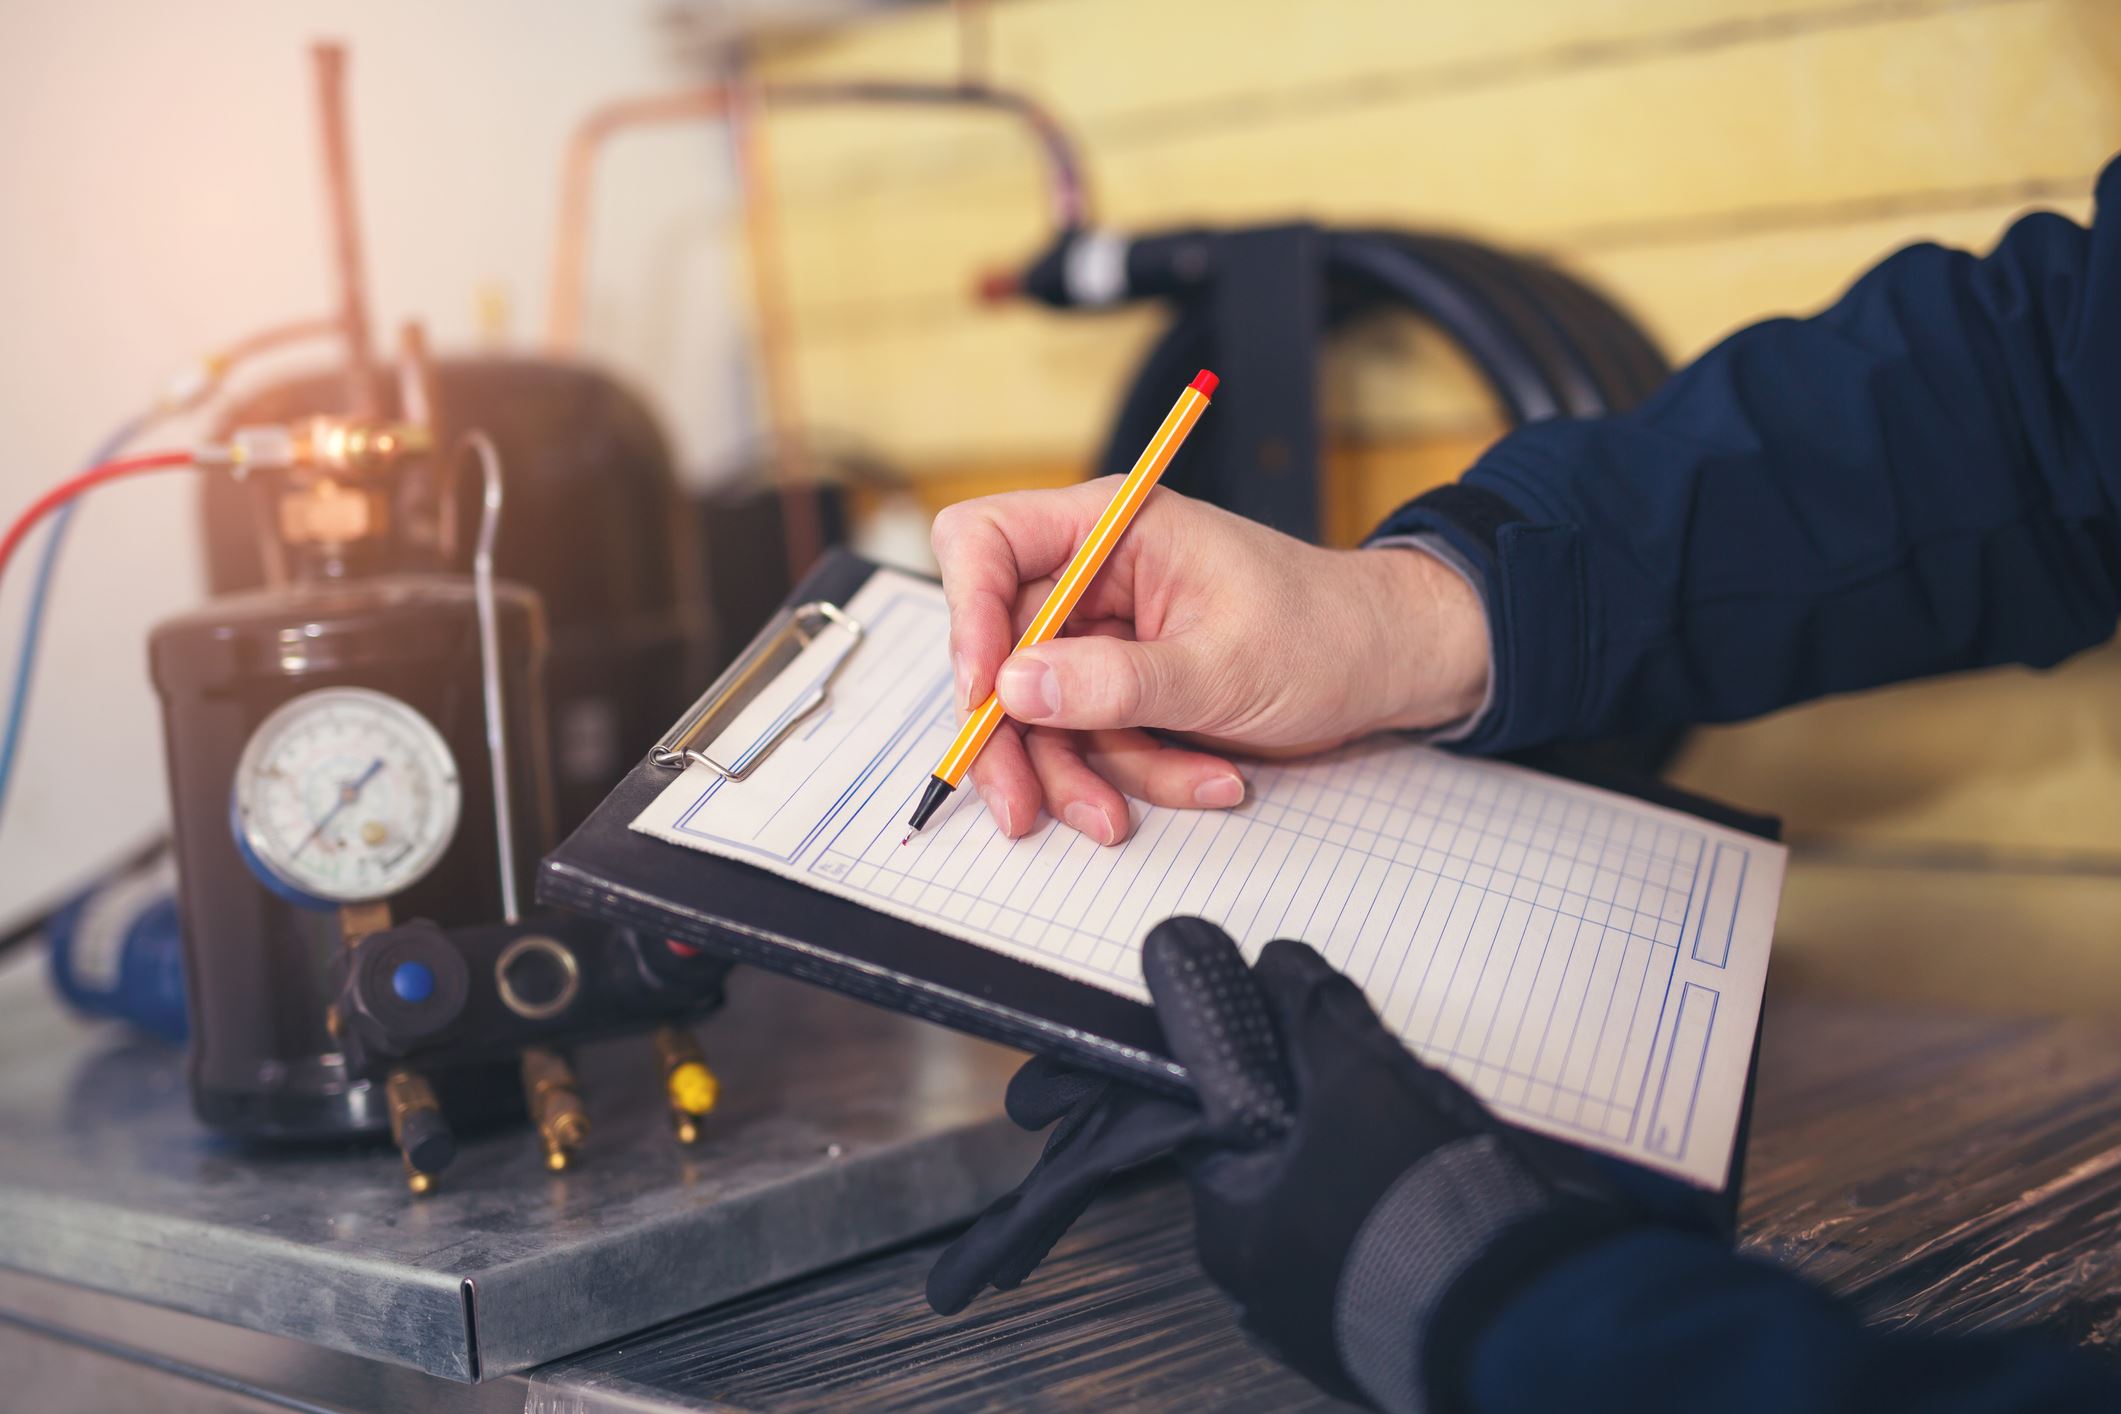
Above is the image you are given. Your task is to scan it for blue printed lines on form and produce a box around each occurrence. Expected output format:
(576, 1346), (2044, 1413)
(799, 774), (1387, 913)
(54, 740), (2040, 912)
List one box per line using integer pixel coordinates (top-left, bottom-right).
(809, 734), (1722, 1144)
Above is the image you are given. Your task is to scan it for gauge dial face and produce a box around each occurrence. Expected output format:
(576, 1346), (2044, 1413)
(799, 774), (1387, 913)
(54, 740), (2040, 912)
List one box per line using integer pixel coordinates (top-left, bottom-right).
(233, 687), (462, 904)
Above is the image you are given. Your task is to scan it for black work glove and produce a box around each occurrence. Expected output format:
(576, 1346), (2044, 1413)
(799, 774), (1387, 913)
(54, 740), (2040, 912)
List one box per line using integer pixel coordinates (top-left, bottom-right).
(930, 918), (1707, 1413)
(924, 919), (1284, 1315)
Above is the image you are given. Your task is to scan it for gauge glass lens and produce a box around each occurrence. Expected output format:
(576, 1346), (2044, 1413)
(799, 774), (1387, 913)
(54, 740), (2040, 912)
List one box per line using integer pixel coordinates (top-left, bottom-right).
(234, 687), (462, 903)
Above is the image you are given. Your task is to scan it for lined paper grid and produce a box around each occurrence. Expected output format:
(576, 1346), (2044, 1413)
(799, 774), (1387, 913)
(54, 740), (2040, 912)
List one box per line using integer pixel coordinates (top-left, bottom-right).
(634, 569), (1784, 1186)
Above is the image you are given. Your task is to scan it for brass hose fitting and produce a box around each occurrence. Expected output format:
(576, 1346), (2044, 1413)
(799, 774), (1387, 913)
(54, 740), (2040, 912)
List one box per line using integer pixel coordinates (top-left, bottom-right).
(384, 1068), (454, 1194)
(521, 1046), (589, 1171)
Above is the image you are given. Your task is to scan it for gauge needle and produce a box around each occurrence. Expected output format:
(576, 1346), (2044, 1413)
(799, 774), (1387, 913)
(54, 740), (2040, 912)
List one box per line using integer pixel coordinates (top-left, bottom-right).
(292, 757), (386, 857)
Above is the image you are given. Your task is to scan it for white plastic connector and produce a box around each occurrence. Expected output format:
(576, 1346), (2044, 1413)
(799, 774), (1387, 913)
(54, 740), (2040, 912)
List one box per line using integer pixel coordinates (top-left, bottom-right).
(1063, 229), (1129, 307)
(194, 424), (298, 478)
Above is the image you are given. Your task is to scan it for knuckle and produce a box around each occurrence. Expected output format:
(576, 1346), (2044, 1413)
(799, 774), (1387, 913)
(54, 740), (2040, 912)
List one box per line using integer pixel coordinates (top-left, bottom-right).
(1110, 642), (1150, 721)
(929, 501), (973, 556)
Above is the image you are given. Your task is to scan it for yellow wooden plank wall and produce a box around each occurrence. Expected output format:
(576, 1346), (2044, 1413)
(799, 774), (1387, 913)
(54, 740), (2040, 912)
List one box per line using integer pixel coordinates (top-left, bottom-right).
(754, 0), (2114, 533)
(750, 1), (2121, 1013)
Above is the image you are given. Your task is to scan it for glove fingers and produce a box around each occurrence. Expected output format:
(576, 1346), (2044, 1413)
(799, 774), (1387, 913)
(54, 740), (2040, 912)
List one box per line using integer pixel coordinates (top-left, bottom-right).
(981, 1184), (1101, 1292)
(1251, 938), (1389, 1078)
(1005, 1054), (1107, 1131)
(1251, 938), (1374, 1022)
(926, 1092), (1203, 1315)
(1143, 918), (1293, 1144)
(928, 1187), (1043, 1316)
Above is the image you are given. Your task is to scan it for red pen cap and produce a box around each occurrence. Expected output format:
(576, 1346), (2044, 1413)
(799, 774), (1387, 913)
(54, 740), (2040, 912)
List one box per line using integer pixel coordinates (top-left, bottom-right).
(1189, 369), (1219, 398)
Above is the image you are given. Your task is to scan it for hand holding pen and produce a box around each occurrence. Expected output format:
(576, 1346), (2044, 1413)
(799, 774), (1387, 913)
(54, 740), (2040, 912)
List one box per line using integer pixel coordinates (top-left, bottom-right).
(919, 372), (1492, 846)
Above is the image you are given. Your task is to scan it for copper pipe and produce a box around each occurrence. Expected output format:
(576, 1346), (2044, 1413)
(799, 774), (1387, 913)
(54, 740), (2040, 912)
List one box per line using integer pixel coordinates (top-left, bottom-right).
(955, 0), (993, 86)
(310, 43), (383, 418)
(395, 321), (456, 562)
(548, 88), (729, 353)
(544, 78), (1091, 351)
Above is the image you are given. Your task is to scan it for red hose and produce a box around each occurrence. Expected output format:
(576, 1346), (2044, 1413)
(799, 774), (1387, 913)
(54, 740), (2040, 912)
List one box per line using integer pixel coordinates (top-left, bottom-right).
(0, 452), (195, 587)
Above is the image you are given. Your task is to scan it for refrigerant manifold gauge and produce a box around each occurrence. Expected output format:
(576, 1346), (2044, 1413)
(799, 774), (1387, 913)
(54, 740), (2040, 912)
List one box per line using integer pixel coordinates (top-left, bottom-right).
(231, 686), (463, 906)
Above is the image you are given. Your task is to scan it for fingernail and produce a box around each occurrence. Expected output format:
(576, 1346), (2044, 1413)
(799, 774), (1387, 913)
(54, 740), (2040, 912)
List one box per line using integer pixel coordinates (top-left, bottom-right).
(1194, 774), (1244, 808)
(953, 652), (975, 711)
(1063, 801), (1116, 845)
(997, 657), (1059, 721)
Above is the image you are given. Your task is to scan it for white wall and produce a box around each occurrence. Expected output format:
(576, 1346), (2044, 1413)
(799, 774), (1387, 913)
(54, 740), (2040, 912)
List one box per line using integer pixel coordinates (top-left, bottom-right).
(0, 0), (753, 924)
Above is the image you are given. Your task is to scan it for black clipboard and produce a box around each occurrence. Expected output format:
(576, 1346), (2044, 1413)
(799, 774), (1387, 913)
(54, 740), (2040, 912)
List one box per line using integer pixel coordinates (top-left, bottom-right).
(538, 549), (1778, 1217)
(540, 550), (1183, 1091)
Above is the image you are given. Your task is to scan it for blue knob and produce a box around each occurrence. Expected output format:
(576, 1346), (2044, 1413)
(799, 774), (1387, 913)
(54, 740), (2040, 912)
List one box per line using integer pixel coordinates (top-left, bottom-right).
(391, 961), (436, 1004)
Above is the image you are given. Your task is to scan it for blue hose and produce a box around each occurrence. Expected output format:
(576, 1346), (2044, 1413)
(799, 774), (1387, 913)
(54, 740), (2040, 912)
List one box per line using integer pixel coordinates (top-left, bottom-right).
(0, 413), (155, 831)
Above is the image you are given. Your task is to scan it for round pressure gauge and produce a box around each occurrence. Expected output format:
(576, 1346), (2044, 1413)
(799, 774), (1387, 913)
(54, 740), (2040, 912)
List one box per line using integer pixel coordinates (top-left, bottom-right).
(231, 687), (462, 906)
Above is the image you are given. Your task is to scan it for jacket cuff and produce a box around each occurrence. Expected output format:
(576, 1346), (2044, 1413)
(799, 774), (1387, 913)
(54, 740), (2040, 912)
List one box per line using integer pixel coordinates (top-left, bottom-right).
(1418, 1212), (1642, 1413)
(1370, 479), (1589, 754)
(1332, 1133), (1550, 1414)
(1363, 534), (1497, 745)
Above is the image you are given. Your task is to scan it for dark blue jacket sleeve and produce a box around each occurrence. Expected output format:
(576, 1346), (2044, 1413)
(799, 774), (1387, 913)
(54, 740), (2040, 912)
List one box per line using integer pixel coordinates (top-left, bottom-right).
(1376, 161), (2121, 753)
(1464, 1230), (2120, 1413)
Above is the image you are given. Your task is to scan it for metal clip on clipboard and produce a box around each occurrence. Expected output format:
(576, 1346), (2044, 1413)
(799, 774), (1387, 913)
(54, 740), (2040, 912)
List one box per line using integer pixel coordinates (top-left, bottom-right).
(651, 601), (865, 781)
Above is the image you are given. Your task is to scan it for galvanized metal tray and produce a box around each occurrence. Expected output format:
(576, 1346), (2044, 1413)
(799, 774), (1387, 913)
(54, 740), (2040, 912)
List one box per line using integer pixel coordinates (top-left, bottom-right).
(0, 954), (1034, 1381)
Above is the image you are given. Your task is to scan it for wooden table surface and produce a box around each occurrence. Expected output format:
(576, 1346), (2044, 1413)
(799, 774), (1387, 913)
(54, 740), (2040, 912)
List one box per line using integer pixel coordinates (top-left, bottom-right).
(8, 984), (2119, 1412)
(518, 985), (2121, 1411)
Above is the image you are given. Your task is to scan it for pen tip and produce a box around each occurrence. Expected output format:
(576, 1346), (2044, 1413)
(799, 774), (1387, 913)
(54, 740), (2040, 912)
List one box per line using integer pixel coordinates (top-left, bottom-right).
(900, 832), (912, 847)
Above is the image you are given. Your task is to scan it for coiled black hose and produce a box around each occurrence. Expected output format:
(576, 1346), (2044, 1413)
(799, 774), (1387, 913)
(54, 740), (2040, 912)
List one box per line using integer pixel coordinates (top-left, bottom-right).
(1004, 224), (1668, 492)
(1001, 223), (1683, 774)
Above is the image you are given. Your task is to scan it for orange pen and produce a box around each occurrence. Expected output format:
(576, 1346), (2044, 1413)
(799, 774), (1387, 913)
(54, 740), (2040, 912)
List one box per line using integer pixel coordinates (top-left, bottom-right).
(904, 368), (1219, 840)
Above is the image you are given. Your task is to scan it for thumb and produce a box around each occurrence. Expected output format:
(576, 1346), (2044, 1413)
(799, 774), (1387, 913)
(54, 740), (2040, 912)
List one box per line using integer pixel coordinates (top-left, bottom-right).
(1143, 919), (1293, 1143)
(996, 635), (1207, 731)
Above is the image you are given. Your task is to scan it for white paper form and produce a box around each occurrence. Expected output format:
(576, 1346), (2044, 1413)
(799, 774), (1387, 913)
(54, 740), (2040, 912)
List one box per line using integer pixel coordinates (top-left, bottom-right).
(634, 569), (1786, 1187)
